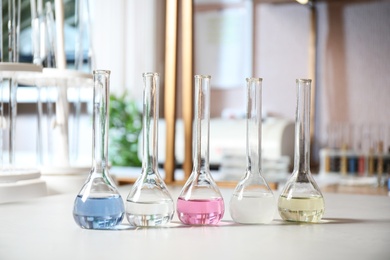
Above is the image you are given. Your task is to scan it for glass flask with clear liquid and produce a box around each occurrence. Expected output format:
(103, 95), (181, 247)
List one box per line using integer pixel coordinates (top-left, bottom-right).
(278, 79), (325, 223)
(229, 78), (275, 224)
(125, 72), (174, 227)
(177, 75), (225, 225)
(73, 70), (125, 229)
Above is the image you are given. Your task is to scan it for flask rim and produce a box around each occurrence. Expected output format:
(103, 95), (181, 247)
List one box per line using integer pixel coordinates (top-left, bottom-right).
(296, 78), (312, 83)
(93, 70), (111, 75)
(143, 72), (159, 77)
(195, 74), (211, 79)
(246, 77), (263, 82)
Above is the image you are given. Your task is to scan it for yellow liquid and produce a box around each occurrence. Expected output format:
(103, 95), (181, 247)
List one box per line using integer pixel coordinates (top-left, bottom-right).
(278, 195), (324, 223)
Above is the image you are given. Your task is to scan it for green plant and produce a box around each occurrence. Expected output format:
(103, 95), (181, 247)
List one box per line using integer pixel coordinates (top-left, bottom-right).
(109, 92), (142, 167)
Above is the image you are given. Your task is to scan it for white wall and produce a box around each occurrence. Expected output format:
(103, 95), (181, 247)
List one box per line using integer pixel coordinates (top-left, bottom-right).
(89, 0), (165, 99)
(256, 2), (310, 120)
(89, 0), (126, 94)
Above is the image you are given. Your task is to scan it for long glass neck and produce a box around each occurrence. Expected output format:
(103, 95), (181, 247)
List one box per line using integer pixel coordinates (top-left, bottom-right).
(92, 70), (110, 173)
(294, 79), (311, 174)
(246, 78), (262, 174)
(142, 72), (159, 173)
(193, 75), (211, 174)
(8, 0), (21, 62)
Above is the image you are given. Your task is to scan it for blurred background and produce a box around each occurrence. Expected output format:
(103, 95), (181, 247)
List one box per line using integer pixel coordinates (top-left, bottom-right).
(2, 0), (390, 197)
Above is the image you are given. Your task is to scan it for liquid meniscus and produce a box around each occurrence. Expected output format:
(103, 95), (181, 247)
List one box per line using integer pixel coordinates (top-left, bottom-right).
(73, 195), (124, 229)
(126, 199), (174, 226)
(177, 197), (224, 225)
(278, 195), (325, 223)
(230, 194), (275, 224)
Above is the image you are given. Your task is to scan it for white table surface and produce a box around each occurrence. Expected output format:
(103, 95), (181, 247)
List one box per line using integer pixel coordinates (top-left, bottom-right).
(1, 185), (389, 260)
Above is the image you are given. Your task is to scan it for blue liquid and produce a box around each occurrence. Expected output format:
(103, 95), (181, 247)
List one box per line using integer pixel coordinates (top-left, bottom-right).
(348, 156), (358, 175)
(73, 195), (125, 229)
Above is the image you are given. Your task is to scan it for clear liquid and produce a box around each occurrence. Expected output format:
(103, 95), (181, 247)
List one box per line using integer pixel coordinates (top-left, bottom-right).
(230, 194), (276, 224)
(177, 197), (224, 225)
(73, 195), (124, 229)
(126, 199), (174, 226)
(278, 195), (325, 223)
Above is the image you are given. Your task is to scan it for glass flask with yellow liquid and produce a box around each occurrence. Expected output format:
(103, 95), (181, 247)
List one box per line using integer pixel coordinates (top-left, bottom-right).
(278, 79), (325, 223)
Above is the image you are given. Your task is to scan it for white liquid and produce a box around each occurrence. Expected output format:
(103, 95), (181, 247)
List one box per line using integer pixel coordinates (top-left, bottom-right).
(278, 195), (325, 223)
(126, 199), (174, 227)
(230, 194), (276, 224)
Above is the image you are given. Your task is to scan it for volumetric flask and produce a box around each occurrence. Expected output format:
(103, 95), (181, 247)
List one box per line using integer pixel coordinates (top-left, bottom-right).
(278, 79), (325, 223)
(229, 78), (275, 224)
(73, 70), (124, 229)
(125, 72), (174, 227)
(177, 75), (225, 225)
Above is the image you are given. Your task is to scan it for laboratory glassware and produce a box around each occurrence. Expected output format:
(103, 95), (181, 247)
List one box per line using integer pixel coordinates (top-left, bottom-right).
(125, 72), (174, 227)
(278, 79), (325, 223)
(177, 75), (225, 225)
(8, 0), (20, 62)
(5, 0), (21, 167)
(73, 70), (124, 229)
(229, 78), (275, 224)
(0, 0), (3, 61)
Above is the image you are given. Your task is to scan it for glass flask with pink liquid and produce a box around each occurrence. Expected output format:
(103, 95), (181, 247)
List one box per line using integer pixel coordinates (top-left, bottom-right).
(177, 75), (225, 225)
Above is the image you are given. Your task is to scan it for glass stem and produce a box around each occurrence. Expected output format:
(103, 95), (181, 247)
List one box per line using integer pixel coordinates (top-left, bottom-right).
(8, 79), (17, 166)
(8, 0), (20, 62)
(0, 0), (3, 62)
(193, 75), (211, 175)
(7, 0), (21, 167)
(142, 73), (159, 174)
(294, 79), (311, 179)
(246, 78), (262, 175)
(92, 70), (110, 176)
(0, 78), (3, 169)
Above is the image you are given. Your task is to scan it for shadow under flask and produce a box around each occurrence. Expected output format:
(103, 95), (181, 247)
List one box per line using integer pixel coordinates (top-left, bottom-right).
(73, 70), (125, 229)
(229, 78), (275, 224)
(278, 79), (325, 223)
(177, 75), (225, 225)
(125, 72), (174, 227)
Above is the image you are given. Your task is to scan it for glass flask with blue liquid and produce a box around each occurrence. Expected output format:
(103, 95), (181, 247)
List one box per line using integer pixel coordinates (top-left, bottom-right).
(73, 70), (124, 229)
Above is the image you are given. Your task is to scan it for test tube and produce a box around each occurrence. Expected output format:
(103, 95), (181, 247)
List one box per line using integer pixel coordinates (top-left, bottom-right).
(340, 123), (350, 176)
(346, 124), (358, 175)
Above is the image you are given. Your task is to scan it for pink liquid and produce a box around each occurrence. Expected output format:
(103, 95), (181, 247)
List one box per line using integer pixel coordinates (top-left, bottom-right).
(177, 197), (224, 225)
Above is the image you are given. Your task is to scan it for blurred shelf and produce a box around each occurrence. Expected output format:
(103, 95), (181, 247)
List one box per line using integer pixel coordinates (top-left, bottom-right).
(0, 168), (41, 183)
(1, 67), (93, 103)
(322, 184), (388, 196)
(18, 68), (92, 87)
(0, 84), (93, 103)
(0, 62), (42, 78)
